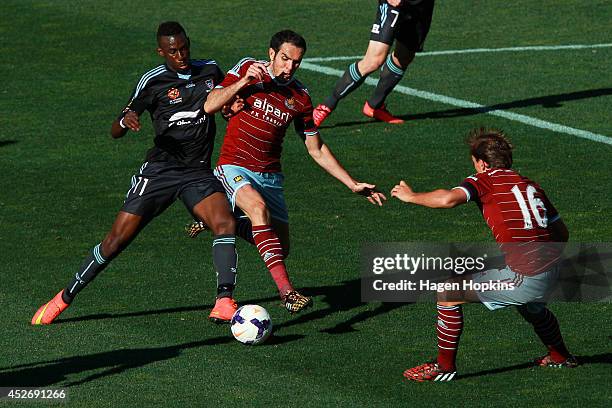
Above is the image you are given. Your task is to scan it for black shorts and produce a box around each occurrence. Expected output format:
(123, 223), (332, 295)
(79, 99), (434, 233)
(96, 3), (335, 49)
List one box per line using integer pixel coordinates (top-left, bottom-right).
(121, 161), (226, 218)
(370, 0), (435, 51)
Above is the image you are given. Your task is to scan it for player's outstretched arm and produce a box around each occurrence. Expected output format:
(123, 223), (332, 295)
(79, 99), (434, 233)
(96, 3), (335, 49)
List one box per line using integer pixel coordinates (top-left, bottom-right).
(204, 63), (267, 114)
(110, 110), (141, 139)
(391, 181), (467, 209)
(204, 82), (248, 114)
(304, 134), (386, 206)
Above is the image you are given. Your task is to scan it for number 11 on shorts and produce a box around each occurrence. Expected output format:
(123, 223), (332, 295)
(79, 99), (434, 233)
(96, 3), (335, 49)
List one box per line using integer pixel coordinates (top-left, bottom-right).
(132, 177), (149, 196)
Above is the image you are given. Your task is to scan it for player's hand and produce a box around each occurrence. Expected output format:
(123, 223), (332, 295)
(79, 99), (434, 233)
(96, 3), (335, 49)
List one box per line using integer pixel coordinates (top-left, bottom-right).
(229, 97), (245, 114)
(352, 183), (387, 206)
(387, 0), (402, 7)
(122, 110), (141, 132)
(391, 180), (414, 203)
(221, 97), (245, 118)
(243, 62), (268, 83)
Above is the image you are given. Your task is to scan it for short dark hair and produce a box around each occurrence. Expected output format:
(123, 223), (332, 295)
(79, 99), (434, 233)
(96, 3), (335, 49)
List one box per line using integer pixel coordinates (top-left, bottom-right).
(269, 30), (307, 53)
(467, 128), (513, 169)
(157, 21), (186, 43)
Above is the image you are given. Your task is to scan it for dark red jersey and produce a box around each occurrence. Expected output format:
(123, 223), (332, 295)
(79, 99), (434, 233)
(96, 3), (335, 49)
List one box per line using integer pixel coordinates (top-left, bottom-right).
(217, 58), (319, 172)
(457, 168), (561, 275)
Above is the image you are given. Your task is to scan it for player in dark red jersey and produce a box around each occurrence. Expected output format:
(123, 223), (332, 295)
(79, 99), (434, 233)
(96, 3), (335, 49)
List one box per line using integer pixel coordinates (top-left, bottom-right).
(32, 22), (240, 325)
(190, 30), (386, 314)
(313, 0), (436, 126)
(391, 128), (576, 381)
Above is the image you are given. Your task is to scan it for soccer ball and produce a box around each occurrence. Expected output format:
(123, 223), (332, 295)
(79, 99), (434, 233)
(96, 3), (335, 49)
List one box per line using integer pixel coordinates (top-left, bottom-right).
(230, 304), (273, 345)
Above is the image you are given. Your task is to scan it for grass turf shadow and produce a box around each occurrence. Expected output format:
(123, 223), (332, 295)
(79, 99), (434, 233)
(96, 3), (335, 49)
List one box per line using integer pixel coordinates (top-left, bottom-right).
(323, 87), (612, 129)
(458, 352), (612, 380)
(0, 140), (18, 148)
(53, 278), (412, 335)
(0, 334), (304, 387)
(2, 349), (607, 387)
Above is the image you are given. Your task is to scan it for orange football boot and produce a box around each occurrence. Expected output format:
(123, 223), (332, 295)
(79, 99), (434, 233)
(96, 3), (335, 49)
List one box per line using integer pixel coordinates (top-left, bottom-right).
(313, 104), (333, 127)
(31, 290), (69, 325)
(362, 101), (404, 124)
(209, 297), (238, 323)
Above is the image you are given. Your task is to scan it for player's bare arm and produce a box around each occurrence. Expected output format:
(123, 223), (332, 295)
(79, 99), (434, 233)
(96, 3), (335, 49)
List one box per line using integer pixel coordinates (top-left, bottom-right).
(110, 110), (141, 139)
(304, 134), (386, 206)
(204, 63), (268, 114)
(391, 180), (467, 208)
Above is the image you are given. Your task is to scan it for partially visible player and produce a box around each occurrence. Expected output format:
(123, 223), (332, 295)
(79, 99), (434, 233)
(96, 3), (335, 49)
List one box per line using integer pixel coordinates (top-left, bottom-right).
(32, 22), (240, 325)
(313, 0), (436, 126)
(192, 30), (386, 314)
(391, 128), (577, 382)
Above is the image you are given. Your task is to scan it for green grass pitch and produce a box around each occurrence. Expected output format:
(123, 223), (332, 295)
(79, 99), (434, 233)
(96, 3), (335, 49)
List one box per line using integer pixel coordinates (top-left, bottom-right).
(1, 1), (611, 406)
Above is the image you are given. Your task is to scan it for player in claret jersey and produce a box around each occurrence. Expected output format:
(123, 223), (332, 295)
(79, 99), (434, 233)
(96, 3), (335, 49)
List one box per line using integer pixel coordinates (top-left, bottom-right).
(391, 128), (577, 382)
(189, 30), (386, 314)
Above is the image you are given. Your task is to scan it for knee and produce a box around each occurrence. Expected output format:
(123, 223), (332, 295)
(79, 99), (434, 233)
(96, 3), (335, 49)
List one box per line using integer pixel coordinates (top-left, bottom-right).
(517, 303), (547, 323)
(359, 55), (385, 74)
(247, 201), (270, 224)
(391, 50), (415, 69)
(436, 291), (450, 304)
(209, 215), (236, 235)
(101, 233), (128, 258)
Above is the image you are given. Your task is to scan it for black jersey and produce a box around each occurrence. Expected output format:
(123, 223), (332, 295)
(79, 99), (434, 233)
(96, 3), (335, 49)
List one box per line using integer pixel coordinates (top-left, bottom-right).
(120, 59), (224, 168)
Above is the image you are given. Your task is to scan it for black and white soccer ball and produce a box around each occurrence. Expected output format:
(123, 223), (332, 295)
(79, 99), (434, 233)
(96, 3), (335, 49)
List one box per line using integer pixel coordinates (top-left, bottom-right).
(230, 305), (272, 345)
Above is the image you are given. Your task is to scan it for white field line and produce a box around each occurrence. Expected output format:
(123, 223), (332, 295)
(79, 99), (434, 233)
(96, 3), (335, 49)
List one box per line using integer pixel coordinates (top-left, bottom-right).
(303, 43), (612, 62)
(301, 62), (612, 146)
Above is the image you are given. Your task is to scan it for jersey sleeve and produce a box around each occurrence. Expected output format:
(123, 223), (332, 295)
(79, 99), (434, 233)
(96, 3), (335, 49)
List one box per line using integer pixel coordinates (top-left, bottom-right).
(455, 174), (489, 203)
(118, 76), (156, 119)
(217, 57), (255, 88)
(294, 89), (319, 138)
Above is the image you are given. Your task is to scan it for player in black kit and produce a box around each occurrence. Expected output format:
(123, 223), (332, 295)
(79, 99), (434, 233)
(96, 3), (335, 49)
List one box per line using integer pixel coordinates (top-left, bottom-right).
(313, 0), (435, 126)
(32, 22), (240, 325)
